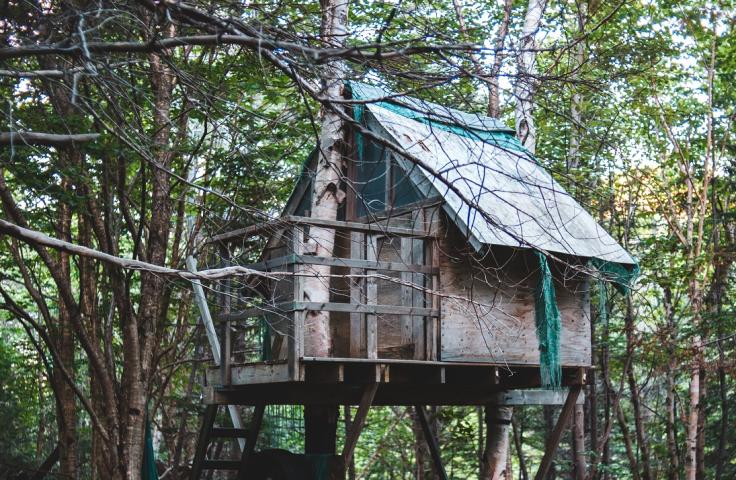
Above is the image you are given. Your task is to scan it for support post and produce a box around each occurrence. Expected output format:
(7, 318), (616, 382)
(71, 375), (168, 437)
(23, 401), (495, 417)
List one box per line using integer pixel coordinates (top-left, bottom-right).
(219, 250), (232, 386)
(289, 226), (305, 381)
(534, 385), (582, 480)
(365, 234), (378, 359)
(415, 405), (449, 480)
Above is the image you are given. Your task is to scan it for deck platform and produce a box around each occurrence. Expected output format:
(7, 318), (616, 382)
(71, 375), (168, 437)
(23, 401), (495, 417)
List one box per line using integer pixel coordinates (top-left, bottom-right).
(205, 357), (587, 406)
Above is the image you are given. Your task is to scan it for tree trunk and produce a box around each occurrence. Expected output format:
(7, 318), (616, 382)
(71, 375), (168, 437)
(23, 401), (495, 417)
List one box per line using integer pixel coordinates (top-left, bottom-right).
(120, 20), (177, 478)
(303, 0), (350, 454)
(695, 368), (707, 480)
(481, 406), (513, 480)
(55, 186), (77, 480)
(302, 0), (350, 359)
(487, 0), (513, 118)
(625, 297), (652, 480)
(684, 353), (700, 480)
(663, 287), (680, 480)
(514, 0), (548, 154)
(567, 0), (587, 172)
(512, 416), (529, 480)
(413, 409), (427, 480)
(543, 405), (557, 480)
(572, 404), (586, 480)
(615, 401), (641, 480)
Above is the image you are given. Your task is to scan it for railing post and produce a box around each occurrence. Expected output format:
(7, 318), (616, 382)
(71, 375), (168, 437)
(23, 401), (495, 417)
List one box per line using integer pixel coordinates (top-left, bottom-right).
(349, 231), (366, 357)
(219, 249), (232, 385)
(289, 225), (305, 380)
(427, 238), (440, 361)
(365, 234), (378, 359)
(400, 236), (413, 351)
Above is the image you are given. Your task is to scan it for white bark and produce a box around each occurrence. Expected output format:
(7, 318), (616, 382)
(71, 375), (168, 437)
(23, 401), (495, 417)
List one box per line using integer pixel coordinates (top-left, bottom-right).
(684, 343), (700, 480)
(482, 406), (513, 480)
(514, 0), (548, 154)
(303, 0), (349, 357)
(0, 131), (99, 145)
(568, 1), (587, 171)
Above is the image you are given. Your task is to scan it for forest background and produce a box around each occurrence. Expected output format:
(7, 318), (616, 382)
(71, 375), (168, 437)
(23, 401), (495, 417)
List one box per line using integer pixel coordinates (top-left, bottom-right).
(0, 0), (734, 479)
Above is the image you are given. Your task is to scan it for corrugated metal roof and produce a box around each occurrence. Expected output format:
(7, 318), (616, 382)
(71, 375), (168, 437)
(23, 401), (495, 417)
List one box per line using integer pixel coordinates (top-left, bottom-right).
(367, 103), (636, 265)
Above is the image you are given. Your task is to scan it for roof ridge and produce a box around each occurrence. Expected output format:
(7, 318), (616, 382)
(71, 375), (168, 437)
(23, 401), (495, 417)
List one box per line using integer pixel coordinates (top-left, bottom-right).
(346, 81), (515, 135)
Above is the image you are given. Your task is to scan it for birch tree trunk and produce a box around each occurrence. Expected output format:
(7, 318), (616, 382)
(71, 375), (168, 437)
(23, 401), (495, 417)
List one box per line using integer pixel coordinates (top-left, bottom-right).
(481, 406), (513, 480)
(663, 287), (680, 480)
(303, 0), (349, 358)
(484, 2), (547, 475)
(514, 0), (547, 154)
(684, 19), (716, 480)
(487, 0), (513, 118)
(568, 0), (587, 173)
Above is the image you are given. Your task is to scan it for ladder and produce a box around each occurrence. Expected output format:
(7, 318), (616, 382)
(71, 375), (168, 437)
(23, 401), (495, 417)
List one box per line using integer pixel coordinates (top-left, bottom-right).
(187, 251), (265, 478)
(190, 403), (265, 479)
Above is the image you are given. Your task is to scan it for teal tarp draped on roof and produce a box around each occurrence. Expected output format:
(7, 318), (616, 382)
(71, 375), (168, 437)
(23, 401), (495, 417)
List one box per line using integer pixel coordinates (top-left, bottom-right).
(346, 81), (639, 387)
(590, 258), (640, 295)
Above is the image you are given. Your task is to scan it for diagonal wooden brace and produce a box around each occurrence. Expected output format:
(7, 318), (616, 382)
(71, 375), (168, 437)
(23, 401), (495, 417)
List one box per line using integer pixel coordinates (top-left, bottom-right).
(534, 385), (583, 480)
(414, 405), (449, 480)
(342, 382), (379, 466)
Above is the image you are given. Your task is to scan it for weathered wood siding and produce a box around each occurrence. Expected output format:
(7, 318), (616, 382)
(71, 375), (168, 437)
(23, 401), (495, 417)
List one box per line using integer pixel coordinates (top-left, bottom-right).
(438, 217), (591, 366)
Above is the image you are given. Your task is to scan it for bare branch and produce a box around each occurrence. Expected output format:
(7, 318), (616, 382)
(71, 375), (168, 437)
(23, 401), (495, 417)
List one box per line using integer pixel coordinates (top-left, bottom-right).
(0, 34), (479, 63)
(0, 132), (100, 146)
(0, 218), (271, 281)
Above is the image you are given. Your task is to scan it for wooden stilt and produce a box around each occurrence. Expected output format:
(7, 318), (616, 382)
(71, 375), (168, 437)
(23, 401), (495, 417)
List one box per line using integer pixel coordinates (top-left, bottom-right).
(534, 386), (582, 480)
(342, 382), (379, 465)
(236, 403), (266, 480)
(191, 405), (218, 480)
(414, 405), (449, 480)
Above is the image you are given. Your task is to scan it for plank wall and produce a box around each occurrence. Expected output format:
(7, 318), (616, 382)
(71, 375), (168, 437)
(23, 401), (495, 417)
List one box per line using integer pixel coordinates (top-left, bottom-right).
(438, 216), (592, 366)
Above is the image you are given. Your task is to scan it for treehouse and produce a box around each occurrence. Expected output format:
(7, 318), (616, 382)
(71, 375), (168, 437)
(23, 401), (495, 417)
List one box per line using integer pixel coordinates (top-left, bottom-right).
(190, 83), (637, 479)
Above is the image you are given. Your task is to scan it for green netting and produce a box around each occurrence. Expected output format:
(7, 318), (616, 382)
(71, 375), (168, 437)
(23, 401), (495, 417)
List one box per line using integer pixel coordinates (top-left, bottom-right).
(142, 410), (158, 480)
(589, 258), (640, 295)
(534, 251), (562, 389)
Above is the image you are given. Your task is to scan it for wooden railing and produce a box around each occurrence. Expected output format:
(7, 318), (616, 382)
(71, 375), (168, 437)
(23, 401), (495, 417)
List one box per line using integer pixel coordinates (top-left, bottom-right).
(210, 214), (440, 385)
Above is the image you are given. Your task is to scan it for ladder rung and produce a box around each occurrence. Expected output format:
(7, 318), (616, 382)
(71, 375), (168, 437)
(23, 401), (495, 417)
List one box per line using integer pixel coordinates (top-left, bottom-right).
(202, 460), (241, 470)
(211, 427), (250, 438)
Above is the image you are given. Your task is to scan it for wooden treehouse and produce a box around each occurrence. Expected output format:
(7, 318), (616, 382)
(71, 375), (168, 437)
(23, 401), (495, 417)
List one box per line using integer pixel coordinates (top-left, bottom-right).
(190, 83), (637, 479)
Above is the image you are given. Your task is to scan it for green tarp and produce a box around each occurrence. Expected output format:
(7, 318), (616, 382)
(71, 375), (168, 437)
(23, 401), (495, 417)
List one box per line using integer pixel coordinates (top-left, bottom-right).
(534, 252), (563, 389)
(142, 411), (158, 480)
